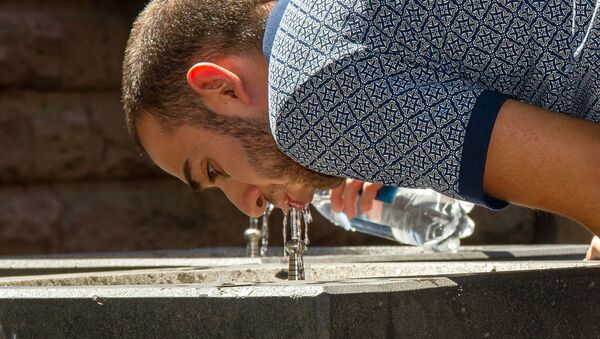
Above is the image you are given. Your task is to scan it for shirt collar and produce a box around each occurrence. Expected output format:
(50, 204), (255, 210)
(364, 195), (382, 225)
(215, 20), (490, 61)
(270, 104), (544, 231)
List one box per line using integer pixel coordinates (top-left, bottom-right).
(262, 0), (291, 64)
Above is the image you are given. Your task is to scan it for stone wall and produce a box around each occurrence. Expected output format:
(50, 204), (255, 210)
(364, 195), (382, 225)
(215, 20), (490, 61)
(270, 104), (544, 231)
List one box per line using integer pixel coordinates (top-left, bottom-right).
(0, 1), (592, 255)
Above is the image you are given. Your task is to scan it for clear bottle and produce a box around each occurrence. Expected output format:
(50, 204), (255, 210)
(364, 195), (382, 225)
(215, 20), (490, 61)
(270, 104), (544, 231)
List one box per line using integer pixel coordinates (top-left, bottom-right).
(311, 187), (475, 252)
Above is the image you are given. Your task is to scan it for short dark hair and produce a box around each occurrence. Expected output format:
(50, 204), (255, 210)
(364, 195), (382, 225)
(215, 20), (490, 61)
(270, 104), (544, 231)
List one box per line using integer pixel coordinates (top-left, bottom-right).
(122, 0), (273, 147)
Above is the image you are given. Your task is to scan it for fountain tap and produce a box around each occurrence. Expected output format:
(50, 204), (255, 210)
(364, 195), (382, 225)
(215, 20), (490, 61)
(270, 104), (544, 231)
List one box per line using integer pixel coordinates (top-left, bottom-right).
(244, 217), (261, 257)
(285, 238), (306, 280)
(284, 208), (309, 280)
(245, 204), (274, 258)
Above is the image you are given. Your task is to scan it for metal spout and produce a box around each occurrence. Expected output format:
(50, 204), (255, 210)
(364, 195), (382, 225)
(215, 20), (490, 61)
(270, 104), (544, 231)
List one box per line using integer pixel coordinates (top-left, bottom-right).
(285, 239), (306, 280)
(245, 217), (261, 257)
(283, 208), (311, 280)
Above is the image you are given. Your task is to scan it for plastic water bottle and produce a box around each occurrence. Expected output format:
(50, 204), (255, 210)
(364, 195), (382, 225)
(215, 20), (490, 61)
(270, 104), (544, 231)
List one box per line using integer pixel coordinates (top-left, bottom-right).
(311, 187), (475, 252)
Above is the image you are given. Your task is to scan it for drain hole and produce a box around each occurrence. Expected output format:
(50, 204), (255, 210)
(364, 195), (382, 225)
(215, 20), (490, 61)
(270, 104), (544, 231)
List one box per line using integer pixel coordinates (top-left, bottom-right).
(275, 269), (288, 280)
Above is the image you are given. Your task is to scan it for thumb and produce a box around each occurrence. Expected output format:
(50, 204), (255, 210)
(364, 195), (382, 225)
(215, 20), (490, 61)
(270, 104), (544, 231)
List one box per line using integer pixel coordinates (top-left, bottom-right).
(586, 245), (593, 261)
(585, 236), (600, 261)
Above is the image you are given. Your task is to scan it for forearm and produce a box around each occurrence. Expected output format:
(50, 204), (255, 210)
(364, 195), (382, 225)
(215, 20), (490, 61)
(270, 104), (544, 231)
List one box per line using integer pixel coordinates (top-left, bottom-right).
(484, 99), (600, 234)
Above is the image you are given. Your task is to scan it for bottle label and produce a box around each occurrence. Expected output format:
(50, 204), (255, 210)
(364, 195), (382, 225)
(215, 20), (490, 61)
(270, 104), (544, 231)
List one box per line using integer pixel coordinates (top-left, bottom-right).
(375, 186), (398, 204)
(350, 199), (395, 240)
(351, 216), (396, 241)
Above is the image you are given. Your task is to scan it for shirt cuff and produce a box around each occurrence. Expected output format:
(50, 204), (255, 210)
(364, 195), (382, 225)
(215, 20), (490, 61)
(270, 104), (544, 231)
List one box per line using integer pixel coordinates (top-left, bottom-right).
(458, 90), (510, 210)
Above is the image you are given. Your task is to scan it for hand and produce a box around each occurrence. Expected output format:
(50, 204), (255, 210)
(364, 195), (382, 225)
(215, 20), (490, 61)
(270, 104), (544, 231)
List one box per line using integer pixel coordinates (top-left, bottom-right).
(585, 236), (600, 260)
(329, 179), (383, 219)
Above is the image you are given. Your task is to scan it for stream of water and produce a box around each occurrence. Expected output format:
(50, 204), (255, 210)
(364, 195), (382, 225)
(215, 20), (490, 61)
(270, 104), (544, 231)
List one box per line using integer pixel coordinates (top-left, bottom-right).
(257, 205), (313, 258)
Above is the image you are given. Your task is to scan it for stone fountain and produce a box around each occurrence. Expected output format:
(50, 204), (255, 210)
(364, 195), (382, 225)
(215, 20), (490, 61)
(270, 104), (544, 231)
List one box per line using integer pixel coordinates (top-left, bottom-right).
(0, 245), (599, 338)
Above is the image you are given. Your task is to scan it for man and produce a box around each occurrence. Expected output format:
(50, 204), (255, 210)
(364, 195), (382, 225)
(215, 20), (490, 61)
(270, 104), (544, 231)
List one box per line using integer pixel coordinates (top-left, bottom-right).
(122, 0), (600, 256)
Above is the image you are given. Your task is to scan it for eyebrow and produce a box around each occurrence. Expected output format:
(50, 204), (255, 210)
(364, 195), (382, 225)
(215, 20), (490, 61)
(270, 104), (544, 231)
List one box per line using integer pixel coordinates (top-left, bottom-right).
(183, 159), (201, 192)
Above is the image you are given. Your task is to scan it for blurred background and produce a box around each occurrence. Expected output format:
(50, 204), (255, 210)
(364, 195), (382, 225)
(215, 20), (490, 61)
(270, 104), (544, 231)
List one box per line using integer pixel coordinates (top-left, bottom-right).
(0, 0), (593, 255)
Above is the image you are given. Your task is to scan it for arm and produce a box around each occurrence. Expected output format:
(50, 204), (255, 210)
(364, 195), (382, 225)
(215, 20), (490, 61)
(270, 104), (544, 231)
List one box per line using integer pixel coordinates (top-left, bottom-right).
(484, 99), (600, 235)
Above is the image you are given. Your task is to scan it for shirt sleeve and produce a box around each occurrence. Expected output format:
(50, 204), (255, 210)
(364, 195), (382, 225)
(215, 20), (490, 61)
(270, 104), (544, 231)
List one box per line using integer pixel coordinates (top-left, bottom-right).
(271, 52), (510, 210)
(459, 90), (510, 209)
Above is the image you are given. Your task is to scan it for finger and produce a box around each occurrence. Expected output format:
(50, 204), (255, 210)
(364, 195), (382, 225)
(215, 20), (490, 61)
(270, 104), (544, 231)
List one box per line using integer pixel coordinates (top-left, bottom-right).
(586, 236), (600, 261)
(330, 181), (345, 212)
(342, 179), (363, 219)
(360, 182), (383, 213)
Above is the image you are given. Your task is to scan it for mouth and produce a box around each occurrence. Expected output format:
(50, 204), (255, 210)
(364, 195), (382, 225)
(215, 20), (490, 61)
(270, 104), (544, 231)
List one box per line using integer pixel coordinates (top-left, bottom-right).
(284, 193), (310, 209)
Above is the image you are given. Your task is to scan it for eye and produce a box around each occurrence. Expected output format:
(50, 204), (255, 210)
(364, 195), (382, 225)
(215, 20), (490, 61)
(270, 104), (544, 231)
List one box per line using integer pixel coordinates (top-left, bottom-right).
(207, 163), (219, 183)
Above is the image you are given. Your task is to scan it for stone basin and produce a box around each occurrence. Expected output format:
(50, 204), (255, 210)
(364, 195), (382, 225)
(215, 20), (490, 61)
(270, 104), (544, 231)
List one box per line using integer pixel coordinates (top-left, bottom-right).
(0, 259), (597, 287)
(0, 245), (599, 338)
(0, 244), (592, 285)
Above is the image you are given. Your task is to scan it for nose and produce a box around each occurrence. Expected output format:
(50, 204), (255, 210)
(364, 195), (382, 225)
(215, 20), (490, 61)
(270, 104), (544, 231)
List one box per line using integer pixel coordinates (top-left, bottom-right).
(220, 181), (267, 217)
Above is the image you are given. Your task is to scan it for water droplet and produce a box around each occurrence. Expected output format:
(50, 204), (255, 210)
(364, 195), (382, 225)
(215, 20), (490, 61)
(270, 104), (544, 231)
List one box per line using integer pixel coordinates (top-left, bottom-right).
(282, 209), (288, 257)
(290, 209), (299, 240)
(259, 203), (273, 257)
(302, 206), (312, 245)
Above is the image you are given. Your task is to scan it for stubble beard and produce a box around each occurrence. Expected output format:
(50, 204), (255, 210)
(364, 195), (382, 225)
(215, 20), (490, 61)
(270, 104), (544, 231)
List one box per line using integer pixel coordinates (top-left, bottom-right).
(237, 113), (344, 191)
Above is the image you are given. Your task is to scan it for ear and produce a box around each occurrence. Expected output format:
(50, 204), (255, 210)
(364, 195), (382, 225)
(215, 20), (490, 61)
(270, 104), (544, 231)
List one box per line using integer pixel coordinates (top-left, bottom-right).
(186, 62), (251, 105)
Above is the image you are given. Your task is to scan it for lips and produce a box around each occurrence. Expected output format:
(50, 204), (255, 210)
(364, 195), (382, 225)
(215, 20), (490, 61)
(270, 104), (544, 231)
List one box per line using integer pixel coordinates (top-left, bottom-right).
(284, 194), (310, 209)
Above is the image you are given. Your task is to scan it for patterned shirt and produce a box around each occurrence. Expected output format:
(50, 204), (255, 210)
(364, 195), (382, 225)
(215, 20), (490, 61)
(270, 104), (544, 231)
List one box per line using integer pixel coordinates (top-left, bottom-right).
(263, 0), (600, 209)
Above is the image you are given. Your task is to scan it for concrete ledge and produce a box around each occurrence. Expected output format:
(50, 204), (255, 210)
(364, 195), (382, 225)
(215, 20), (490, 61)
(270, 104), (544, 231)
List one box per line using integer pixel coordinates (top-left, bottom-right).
(1, 260), (598, 287)
(0, 246), (598, 337)
(0, 268), (599, 338)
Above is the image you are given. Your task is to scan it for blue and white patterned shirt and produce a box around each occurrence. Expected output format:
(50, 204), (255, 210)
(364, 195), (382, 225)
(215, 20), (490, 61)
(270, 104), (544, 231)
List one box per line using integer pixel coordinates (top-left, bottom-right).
(263, 0), (600, 209)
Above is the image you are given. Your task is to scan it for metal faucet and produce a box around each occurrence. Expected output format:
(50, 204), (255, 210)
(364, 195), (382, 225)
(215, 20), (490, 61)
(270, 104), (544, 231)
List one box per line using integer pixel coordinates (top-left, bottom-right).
(246, 205), (309, 280)
(244, 217), (261, 257)
(245, 203), (274, 257)
(285, 238), (306, 280)
(285, 209), (308, 280)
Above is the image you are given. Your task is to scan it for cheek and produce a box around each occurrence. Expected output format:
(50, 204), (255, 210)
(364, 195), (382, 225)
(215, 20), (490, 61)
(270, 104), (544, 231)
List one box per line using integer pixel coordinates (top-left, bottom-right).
(263, 185), (287, 202)
(221, 144), (256, 176)
(223, 155), (275, 186)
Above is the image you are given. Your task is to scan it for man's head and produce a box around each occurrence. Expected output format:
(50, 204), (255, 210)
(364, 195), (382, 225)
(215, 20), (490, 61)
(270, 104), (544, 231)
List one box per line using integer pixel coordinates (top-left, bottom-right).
(122, 0), (343, 216)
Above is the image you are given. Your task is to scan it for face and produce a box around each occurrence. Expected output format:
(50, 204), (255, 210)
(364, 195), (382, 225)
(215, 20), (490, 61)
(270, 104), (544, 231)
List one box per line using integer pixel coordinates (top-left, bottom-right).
(136, 50), (342, 216)
(137, 113), (343, 217)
